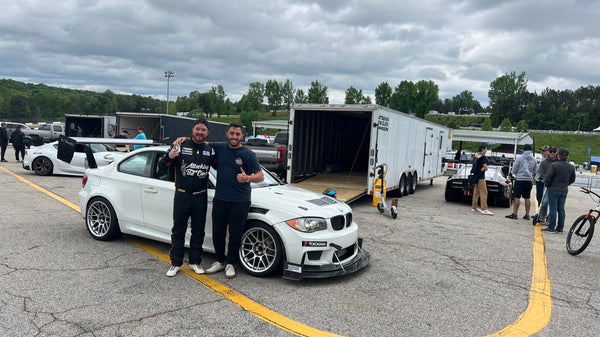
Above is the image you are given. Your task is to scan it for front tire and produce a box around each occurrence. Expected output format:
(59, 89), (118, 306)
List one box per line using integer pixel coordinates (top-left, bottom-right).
(239, 222), (283, 277)
(399, 174), (408, 196)
(566, 215), (595, 256)
(32, 156), (53, 176)
(86, 197), (121, 241)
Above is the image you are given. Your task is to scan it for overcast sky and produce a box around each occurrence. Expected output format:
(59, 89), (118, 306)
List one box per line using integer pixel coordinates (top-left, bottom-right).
(1, 0), (598, 108)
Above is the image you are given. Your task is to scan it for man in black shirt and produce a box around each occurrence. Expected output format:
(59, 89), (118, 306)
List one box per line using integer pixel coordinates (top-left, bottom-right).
(158, 120), (214, 277)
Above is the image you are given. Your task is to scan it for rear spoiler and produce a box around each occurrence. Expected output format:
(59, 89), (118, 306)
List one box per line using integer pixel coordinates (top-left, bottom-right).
(56, 135), (161, 169)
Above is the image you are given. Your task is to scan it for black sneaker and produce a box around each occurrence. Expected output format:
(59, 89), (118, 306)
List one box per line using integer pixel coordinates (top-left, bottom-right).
(552, 230), (563, 233)
(541, 228), (555, 232)
(1, 159), (7, 162)
(523, 215), (530, 220)
(505, 213), (518, 219)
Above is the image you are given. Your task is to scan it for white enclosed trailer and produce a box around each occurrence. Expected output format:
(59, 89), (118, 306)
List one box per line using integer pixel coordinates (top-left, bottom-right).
(286, 104), (452, 203)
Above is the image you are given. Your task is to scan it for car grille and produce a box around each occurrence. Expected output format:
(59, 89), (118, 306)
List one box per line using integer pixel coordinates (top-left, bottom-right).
(332, 244), (355, 262)
(331, 212), (352, 230)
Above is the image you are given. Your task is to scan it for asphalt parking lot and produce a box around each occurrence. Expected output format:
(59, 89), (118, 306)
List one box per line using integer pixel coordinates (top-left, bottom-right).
(1, 157), (600, 336)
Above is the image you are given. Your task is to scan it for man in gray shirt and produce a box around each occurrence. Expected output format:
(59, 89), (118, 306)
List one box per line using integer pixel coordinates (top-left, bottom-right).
(506, 144), (537, 220)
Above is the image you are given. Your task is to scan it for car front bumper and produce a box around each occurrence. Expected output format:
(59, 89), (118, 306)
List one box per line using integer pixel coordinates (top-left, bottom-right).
(281, 238), (371, 281)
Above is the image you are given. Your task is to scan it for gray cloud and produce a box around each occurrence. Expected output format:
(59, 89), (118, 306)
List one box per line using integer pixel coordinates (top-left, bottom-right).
(1, 0), (598, 107)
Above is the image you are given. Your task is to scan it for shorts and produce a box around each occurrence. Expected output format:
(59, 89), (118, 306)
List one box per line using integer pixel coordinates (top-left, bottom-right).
(513, 180), (533, 199)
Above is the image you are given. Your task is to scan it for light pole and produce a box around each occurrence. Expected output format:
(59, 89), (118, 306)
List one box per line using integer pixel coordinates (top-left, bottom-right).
(164, 71), (174, 114)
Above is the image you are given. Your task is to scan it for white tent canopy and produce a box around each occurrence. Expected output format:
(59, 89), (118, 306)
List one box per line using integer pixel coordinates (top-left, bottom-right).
(451, 129), (534, 158)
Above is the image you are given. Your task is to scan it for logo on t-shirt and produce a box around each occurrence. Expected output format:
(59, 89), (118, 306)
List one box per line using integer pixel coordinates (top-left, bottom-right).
(235, 158), (243, 166)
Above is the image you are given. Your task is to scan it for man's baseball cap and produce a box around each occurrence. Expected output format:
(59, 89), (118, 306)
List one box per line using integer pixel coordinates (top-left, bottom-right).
(539, 146), (548, 151)
(136, 126), (144, 131)
(523, 144), (532, 151)
(558, 148), (569, 157)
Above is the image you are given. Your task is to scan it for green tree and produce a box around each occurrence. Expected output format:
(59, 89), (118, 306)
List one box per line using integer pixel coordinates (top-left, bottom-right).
(209, 85), (226, 117)
(375, 82), (392, 107)
(239, 110), (261, 132)
(294, 89), (307, 103)
(499, 117), (513, 132)
(307, 80), (329, 104)
(488, 71), (529, 126)
(281, 79), (295, 112)
(481, 118), (493, 131)
(345, 86), (370, 104)
(515, 120), (528, 132)
(246, 82), (265, 112)
(390, 80), (416, 113)
(265, 79), (282, 116)
(414, 80), (439, 118)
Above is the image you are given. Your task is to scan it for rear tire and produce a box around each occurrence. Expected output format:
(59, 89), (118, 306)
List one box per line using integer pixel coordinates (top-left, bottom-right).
(86, 197), (121, 241)
(566, 215), (595, 256)
(32, 156), (53, 176)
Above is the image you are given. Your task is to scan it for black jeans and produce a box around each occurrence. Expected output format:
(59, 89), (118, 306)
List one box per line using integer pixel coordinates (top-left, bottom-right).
(212, 198), (251, 264)
(1, 144), (6, 160)
(14, 145), (25, 161)
(170, 191), (207, 266)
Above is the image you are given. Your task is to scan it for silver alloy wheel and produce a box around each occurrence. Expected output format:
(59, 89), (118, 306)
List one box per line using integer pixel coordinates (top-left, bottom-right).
(86, 199), (117, 240)
(239, 223), (282, 276)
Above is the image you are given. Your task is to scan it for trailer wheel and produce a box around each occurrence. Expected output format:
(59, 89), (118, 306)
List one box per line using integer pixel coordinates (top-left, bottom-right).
(409, 172), (417, 194)
(399, 174), (408, 196)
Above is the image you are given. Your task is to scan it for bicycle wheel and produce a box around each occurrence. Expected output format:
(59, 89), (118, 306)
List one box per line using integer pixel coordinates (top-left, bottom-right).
(566, 215), (595, 256)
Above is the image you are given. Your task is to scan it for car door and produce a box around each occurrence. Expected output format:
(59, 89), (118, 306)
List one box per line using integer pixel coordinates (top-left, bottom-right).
(141, 151), (215, 251)
(140, 151), (176, 242)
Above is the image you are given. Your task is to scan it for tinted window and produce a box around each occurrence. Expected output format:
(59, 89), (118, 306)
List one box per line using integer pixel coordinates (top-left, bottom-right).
(53, 125), (62, 132)
(119, 152), (153, 177)
(39, 125), (51, 131)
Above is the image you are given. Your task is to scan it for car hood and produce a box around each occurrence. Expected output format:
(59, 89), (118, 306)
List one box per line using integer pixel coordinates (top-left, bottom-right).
(251, 184), (352, 222)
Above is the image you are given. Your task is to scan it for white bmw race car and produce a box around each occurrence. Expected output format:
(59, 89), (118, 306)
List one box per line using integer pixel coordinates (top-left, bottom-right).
(78, 146), (370, 280)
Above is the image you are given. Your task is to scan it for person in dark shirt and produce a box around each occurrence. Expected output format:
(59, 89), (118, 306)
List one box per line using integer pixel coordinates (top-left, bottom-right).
(471, 145), (493, 215)
(542, 148), (576, 233)
(205, 122), (264, 278)
(9, 125), (25, 162)
(113, 130), (130, 152)
(159, 120), (214, 277)
(0, 123), (8, 162)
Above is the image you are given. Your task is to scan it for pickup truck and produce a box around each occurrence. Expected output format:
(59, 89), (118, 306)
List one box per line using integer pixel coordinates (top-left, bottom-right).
(244, 131), (288, 177)
(22, 124), (66, 145)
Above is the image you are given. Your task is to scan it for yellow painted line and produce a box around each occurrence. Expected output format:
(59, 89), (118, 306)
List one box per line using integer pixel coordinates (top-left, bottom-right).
(1, 165), (343, 337)
(130, 239), (343, 337)
(0, 165), (81, 212)
(486, 198), (552, 336)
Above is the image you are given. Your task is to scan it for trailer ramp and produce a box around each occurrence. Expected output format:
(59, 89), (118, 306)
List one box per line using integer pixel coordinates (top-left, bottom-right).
(290, 172), (366, 203)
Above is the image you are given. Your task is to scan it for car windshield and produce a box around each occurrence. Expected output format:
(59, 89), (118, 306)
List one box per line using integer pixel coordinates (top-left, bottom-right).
(90, 143), (117, 153)
(209, 167), (283, 188)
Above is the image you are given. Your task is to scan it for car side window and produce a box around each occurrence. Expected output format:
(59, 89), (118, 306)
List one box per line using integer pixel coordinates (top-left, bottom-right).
(53, 125), (62, 132)
(119, 152), (153, 177)
(153, 152), (174, 182)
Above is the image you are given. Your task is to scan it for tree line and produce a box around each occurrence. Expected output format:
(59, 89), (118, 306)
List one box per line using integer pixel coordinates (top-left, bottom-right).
(2, 71), (600, 132)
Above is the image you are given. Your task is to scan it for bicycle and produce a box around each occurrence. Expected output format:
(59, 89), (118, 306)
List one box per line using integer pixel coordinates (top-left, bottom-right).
(566, 186), (598, 255)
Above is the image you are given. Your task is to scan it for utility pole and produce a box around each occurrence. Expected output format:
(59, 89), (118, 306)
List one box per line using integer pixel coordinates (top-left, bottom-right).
(164, 71), (174, 114)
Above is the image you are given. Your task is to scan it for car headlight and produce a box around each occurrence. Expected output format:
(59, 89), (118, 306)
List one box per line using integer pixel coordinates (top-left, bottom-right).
(285, 217), (327, 232)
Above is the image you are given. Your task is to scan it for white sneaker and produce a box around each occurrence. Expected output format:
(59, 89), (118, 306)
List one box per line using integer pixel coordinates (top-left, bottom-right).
(225, 264), (236, 279)
(472, 208), (481, 212)
(166, 265), (180, 277)
(480, 209), (494, 215)
(189, 264), (205, 274)
(206, 261), (225, 274)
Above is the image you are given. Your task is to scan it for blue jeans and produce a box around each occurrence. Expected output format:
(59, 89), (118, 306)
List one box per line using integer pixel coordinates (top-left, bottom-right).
(536, 180), (545, 205)
(538, 187), (549, 219)
(547, 190), (568, 231)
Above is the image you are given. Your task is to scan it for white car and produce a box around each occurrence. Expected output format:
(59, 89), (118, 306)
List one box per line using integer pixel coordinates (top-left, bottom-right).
(78, 146), (370, 280)
(23, 141), (126, 176)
